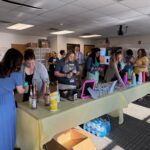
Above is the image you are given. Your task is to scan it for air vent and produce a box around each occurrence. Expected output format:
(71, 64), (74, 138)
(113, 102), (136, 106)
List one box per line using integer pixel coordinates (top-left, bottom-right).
(2, 0), (42, 9)
(82, 33), (91, 35)
(48, 28), (59, 31)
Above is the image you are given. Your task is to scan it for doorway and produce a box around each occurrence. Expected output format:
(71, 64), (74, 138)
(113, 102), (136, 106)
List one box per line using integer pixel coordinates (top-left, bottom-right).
(84, 45), (95, 56)
(67, 43), (80, 52)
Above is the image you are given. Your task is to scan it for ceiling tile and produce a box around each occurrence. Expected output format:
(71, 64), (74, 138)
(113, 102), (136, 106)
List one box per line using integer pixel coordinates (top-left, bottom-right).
(59, 0), (77, 3)
(95, 3), (131, 15)
(0, 7), (10, 13)
(25, 0), (66, 10)
(74, 0), (115, 10)
(13, 6), (47, 15)
(95, 16), (119, 23)
(39, 11), (68, 21)
(110, 10), (143, 19)
(51, 4), (88, 16)
(1, 0), (150, 37)
(70, 11), (106, 21)
(120, 0), (150, 9)
(21, 18), (45, 25)
(0, 1), (19, 9)
(118, 15), (149, 24)
(136, 6), (150, 15)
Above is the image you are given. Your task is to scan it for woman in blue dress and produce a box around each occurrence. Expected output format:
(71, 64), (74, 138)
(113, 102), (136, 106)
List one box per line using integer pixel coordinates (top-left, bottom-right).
(0, 48), (25, 150)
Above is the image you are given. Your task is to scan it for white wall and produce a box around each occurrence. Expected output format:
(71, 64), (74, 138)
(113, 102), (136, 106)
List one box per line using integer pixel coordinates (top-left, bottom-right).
(48, 36), (57, 52)
(94, 35), (150, 50)
(57, 35), (94, 53)
(0, 32), (46, 60)
(49, 35), (94, 55)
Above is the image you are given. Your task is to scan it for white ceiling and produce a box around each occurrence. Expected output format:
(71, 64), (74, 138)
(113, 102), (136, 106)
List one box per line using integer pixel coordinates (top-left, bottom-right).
(1, 0), (150, 38)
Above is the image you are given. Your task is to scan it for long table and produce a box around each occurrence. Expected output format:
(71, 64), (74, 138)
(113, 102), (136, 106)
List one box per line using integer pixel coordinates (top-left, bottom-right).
(16, 83), (150, 150)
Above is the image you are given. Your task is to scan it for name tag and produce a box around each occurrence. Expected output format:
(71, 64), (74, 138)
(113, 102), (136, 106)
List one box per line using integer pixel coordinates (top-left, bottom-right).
(70, 79), (75, 83)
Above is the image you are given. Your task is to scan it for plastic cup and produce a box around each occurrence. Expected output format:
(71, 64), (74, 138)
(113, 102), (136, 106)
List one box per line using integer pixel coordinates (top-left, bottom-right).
(23, 82), (29, 93)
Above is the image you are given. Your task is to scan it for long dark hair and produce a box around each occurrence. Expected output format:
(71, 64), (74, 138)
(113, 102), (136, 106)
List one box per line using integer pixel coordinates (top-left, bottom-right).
(0, 48), (23, 78)
(24, 49), (35, 61)
(89, 48), (100, 64)
(111, 49), (122, 62)
(137, 48), (147, 58)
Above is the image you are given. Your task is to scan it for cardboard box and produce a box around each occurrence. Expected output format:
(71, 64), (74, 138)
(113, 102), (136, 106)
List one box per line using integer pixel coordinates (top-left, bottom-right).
(48, 128), (96, 150)
(26, 42), (38, 48)
(38, 39), (49, 48)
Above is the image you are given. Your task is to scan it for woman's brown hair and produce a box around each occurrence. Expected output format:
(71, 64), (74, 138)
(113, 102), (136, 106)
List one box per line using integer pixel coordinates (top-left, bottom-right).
(65, 50), (75, 60)
(0, 48), (23, 78)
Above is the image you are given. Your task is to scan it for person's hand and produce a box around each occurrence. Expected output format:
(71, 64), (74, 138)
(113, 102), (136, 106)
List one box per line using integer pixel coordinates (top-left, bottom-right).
(66, 72), (73, 78)
(97, 67), (104, 71)
(72, 70), (77, 74)
(121, 82), (126, 88)
(133, 64), (138, 67)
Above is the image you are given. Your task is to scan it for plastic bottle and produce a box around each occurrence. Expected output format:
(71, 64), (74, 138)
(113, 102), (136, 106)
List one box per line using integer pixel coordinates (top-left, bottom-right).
(128, 68), (131, 80)
(56, 81), (60, 103)
(142, 72), (146, 83)
(132, 72), (136, 86)
(138, 72), (142, 84)
(44, 82), (50, 106)
(123, 72), (128, 85)
(32, 83), (37, 109)
(29, 85), (32, 108)
(86, 122), (92, 133)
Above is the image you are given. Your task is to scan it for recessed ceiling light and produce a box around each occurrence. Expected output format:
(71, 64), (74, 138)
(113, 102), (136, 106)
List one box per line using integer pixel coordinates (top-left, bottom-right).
(50, 30), (74, 35)
(7, 23), (34, 30)
(80, 34), (102, 38)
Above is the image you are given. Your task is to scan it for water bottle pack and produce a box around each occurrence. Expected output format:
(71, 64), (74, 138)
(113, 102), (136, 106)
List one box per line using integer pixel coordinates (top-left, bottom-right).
(83, 117), (111, 138)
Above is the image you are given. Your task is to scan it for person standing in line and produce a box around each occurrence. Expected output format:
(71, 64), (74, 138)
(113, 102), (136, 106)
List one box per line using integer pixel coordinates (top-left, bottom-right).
(125, 49), (135, 65)
(48, 52), (59, 85)
(134, 48), (149, 80)
(86, 48), (101, 84)
(74, 45), (84, 86)
(105, 49), (125, 87)
(55, 51), (80, 90)
(60, 50), (66, 59)
(0, 48), (26, 150)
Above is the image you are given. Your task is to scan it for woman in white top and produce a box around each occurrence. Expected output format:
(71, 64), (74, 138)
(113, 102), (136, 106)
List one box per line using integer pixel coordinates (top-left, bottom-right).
(22, 49), (49, 101)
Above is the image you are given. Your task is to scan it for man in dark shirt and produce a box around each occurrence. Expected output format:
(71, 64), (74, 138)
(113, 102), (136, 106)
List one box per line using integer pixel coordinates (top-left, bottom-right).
(48, 52), (59, 84)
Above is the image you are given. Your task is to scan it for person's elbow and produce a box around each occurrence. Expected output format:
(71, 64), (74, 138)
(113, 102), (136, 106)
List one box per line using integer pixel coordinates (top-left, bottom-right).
(76, 71), (80, 75)
(54, 71), (59, 77)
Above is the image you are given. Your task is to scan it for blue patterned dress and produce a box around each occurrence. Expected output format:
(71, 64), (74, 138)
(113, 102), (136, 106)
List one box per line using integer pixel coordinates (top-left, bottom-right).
(0, 72), (23, 150)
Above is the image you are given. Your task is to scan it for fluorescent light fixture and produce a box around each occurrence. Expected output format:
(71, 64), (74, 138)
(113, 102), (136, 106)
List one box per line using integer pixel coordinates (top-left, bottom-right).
(7, 23), (34, 30)
(80, 34), (102, 38)
(50, 30), (74, 35)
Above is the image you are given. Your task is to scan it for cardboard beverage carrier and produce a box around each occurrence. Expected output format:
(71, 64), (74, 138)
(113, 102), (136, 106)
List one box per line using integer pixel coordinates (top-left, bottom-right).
(48, 128), (96, 150)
